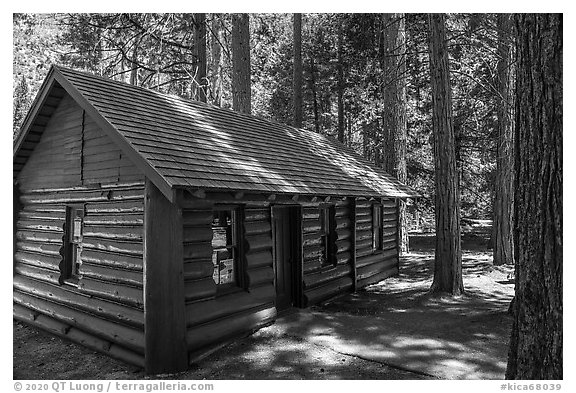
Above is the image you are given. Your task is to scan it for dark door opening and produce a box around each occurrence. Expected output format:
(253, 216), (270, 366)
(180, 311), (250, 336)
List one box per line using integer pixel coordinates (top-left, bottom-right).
(272, 205), (302, 312)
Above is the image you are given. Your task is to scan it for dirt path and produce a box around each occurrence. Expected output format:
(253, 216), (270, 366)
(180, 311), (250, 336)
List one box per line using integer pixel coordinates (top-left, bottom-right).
(14, 239), (513, 380)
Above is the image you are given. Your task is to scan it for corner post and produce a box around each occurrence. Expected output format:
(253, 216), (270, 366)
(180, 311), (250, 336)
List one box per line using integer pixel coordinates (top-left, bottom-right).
(144, 180), (188, 374)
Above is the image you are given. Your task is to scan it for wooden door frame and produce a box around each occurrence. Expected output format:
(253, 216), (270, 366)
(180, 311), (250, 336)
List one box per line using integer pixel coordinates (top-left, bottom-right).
(271, 204), (303, 309)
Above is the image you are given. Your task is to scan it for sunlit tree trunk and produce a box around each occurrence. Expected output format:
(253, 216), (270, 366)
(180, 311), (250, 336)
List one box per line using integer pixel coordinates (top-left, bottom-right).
(209, 14), (224, 107)
(232, 13), (251, 114)
(192, 13), (207, 102)
(428, 13), (463, 295)
(506, 13), (562, 380)
(382, 13), (409, 254)
(337, 23), (345, 143)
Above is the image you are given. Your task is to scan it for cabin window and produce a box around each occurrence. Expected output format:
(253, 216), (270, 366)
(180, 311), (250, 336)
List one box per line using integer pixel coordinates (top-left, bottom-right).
(372, 203), (383, 251)
(319, 205), (337, 266)
(211, 206), (244, 288)
(62, 204), (84, 284)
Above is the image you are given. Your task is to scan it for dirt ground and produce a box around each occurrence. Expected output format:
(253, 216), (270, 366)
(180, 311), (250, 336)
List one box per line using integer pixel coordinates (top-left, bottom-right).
(13, 235), (514, 380)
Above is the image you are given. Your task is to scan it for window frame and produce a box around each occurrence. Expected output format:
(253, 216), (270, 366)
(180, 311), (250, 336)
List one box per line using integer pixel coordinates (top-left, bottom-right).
(372, 202), (383, 252)
(319, 204), (337, 266)
(211, 204), (246, 293)
(62, 204), (84, 286)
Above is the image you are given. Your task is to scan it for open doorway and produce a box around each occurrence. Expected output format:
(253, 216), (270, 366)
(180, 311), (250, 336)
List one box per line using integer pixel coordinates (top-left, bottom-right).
(271, 205), (302, 312)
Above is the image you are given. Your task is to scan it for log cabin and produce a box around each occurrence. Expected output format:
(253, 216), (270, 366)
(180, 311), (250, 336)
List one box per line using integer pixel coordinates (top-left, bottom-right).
(13, 66), (419, 374)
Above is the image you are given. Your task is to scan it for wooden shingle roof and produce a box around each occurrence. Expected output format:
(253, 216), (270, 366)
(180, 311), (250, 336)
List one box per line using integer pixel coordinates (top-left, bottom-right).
(14, 66), (419, 202)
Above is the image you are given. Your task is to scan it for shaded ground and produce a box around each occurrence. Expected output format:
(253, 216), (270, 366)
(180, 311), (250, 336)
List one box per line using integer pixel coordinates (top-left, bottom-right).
(14, 235), (513, 380)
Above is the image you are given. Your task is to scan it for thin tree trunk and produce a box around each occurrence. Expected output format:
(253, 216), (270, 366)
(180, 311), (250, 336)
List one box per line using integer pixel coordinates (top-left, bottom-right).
(232, 13), (251, 114)
(209, 14), (224, 107)
(293, 13), (303, 128)
(428, 13), (463, 296)
(493, 14), (515, 266)
(506, 13), (562, 380)
(193, 13), (207, 102)
(129, 45), (138, 86)
(337, 23), (345, 143)
(309, 56), (320, 133)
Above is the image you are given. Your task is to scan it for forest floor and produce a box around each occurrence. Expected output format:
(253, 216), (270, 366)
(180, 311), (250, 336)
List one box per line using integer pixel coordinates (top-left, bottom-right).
(13, 232), (514, 380)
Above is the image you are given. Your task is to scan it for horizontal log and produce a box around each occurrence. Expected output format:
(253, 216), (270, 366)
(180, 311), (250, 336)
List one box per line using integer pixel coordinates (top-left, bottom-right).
(13, 275), (144, 328)
(82, 237), (143, 256)
(356, 229), (373, 242)
(22, 203), (65, 213)
(183, 227), (213, 243)
(355, 207), (371, 217)
(83, 225), (142, 241)
(84, 214), (143, 226)
(185, 284), (274, 328)
(244, 220), (271, 236)
(336, 251), (352, 266)
(335, 207), (350, 218)
(20, 187), (144, 205)
(336, 220), (352, 230)
(17, 219), (63, 232)
(336, 228), (352, 240)
(357, 247), (374, 259)
(302, 233), (322, 248)
(14, 264), (60, 285)
(13, 291), (145, 353)
(81, 263), (143, 288)
(13, 303), (37, 322)
(85, 200), (144, 214)
(182, 210), (213, 226)
(19, 210), (65, 221)
(356, 238), (373, 250)
(381, 227), (398, 237)
(79, 277), (143, 309)
(81, 249), (143, 271)
(303, 264), (353, 289)
(382, 212), (398, 222)
(244, 209), (270, 222)
(15, 251), (61, 270)
(302, 220), (321, 234)
(302, 208), (319, 220)
(17, 241), (62, 256)
(186, 304), (276, 350)
(14, 313), (145, 368)
(303, 245), (323, 261)
(357, 266), (398, 289)
(304, 276), (353, 307)
(184, 277), (217, 302)
(184, 259), (214, 281)
(246, 250), (273, 269)
(303, 258), (322, 274)
(356, 221), (372, 231)
(245, 234), (272, 253)
(357, 257), (398, 280)
(16, 229), (63, 244)
(247, 266), (274, 287)
(336, 239), (351, 253)
(381, 199), (397, 208)
(356, 216), (372, 224)
(183, 241), (212, 260)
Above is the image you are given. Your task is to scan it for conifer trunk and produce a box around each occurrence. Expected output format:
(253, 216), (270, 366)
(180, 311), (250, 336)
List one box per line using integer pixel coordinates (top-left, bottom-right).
(232, 13), (251, 114)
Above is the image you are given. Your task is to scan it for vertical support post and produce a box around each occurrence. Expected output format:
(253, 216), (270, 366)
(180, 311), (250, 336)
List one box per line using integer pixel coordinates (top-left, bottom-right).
(351, 198), (357, 291)
(144, 180), (188, 374)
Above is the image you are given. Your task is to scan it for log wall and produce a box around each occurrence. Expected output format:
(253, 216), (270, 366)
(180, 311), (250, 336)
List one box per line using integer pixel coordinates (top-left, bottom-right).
(355, 198), (399, 288)
(181, 200), (276, 363)
(14, 93), (146, 367)
(302, 199), (354, 306)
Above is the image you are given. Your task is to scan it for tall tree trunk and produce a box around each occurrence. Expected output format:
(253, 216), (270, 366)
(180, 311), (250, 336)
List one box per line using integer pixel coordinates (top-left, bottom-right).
(293, 13), (303, 128)
(382, 13), (409, 254)
(209, 14), (224, 107)
(336, 23), (345, 143)
(193, 13), (207, 102)
(129, 45), (138, 86)
(506, 13), (562, 380)
(428, 13), (463, 296)
(493, 14), (515, 266)
(232, 13), (251, 114)
(308, 56), (320, 133)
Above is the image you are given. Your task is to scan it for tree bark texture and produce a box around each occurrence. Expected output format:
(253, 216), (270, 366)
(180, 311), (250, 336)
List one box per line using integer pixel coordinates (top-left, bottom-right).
(381, 13), (409, 254)
(493, 14), (515, 266)
(209, 14), (224, 107)
(506, 13), (562, 380)
(192, 13), (207, 103)
(232, 13), (251, 114)
(293, 13), (303, 128)
(337, 24), (345, 143)
(427, 13), (463, 295)
(308, 56), (320, 133)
